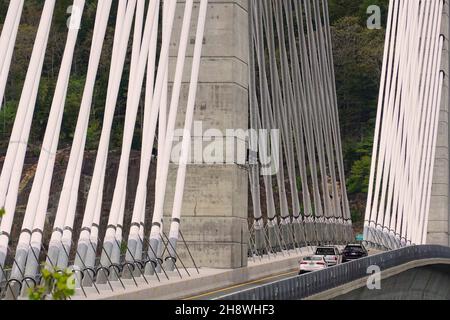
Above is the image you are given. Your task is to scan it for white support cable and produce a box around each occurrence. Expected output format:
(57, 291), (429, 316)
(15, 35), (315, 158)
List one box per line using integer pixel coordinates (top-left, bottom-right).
(49, 0), (113, 268)
(0, 1), (57, 288)
(382, 0), (424, 244)
(378, 1), (424, 244)
(126, 0), (161, 261)
(151, 0), (196, 240)
(165, 0), (209, 249)
(112, 0), (145, 237)
(144, 0), (199, 267)
(364, 0), (398, 240)
(262, 0), (291, 225)
(312, 0), (341, 218)
(84, 0), (128, 257)
(303, 0), (333, 222)
(293, 0), (325, 222)
(0, 0), (55, 209)
(314, 0), (347, 225)
(113, 0), (146, 250)
(141, 0), (198, 270)
(154, 0), (170, 261)
(100, 0), (146, 267)
(132, 0), (176, 250)
(0, 0), (24, 110)
(0, 0), (56, 262)
(307, 0), (342, 242)
(76, 0), (137, 258)
(247, 2), (264, 229)
(283, 0), (313, 220)
(17, 0), (86, 279)
(390, 0), (439, 245)
(386, 2), (427, 245)
(310, 1), (339, 227)
(321, 0), (352, 223)
(273, 0), (302, 224)
(110, 1), (176, 276)
(293, 0), (322, 220)
(252, 1), (278, 224)
(366, 0), (446, 247)
(390, 0), (427, 245)
(368, 0), (406, 241)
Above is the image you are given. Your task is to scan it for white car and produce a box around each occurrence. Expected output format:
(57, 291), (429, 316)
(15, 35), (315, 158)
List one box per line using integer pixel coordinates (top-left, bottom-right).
(298, 255), (328, 275)
(315, 246), (341, 266)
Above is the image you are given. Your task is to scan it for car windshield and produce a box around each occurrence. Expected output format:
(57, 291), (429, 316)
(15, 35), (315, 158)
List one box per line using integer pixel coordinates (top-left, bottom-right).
(316, 248), (336, 255)
(345, 246), (364, 253)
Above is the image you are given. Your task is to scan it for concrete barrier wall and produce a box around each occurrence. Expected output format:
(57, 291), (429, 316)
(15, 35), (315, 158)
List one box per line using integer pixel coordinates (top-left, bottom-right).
(219, 245), (450, 300)
(335, 264), (450, 300)
(428, 0), (450, 246)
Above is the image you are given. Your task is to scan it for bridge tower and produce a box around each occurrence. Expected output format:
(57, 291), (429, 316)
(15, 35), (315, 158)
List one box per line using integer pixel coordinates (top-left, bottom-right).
(164, 0), (249, 268)
(429, 1), (450, 246)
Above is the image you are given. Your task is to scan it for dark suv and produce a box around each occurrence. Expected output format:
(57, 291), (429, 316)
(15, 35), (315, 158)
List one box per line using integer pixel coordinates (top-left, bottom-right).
(342, 244), (368, 262)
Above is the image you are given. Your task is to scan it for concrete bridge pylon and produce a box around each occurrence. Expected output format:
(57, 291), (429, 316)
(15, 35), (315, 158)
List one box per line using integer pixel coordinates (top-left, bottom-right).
(164, 0), (249, 269)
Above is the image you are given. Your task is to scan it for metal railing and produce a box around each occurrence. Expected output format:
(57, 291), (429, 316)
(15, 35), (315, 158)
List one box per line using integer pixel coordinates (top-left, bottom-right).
(219, 245), (450, 300)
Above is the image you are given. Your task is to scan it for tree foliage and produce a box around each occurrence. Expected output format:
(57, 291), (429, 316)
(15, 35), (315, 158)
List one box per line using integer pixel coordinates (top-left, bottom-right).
(329, 0), (388, 224)
(28, 266), (75, 301)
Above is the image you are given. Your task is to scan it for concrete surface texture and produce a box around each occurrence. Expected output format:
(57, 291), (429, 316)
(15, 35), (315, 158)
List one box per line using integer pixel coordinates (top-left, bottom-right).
(428, 0), (450, 246)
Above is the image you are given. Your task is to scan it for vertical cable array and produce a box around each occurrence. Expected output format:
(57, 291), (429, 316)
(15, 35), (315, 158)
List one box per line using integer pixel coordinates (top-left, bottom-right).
(0, 0), (362, 300)
(0, 0), (57, 288)
(0, 1), (24, 110)
(365, 0), (445, 249)
(248, 0), (352, 255)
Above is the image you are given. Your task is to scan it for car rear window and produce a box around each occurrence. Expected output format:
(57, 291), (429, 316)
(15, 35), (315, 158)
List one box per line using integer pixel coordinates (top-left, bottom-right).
(316, 248), (336, 255)
(303, 256), (323, 261)
(345, 246), (364, 253)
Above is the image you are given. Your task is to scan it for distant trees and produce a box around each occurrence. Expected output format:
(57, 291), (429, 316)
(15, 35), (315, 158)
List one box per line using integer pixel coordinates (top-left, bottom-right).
(0, 1), (142, 152)
(330, 0), (388, 224)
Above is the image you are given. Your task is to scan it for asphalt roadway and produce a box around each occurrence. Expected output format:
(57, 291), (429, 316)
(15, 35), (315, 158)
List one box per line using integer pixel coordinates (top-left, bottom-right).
(183, 248), (382, 300)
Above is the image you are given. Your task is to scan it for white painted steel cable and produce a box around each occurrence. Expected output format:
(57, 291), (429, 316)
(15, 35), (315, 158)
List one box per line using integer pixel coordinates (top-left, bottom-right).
(50, 0), (113, 268)
(87, 0), (163, 282)
(75, 0), (137, 259)
(165, 0), (209, 250)
(252, 0), (278, 224)
(126, 0), (161, 261)
(0, 0), (56, 264)
(149, 0), (196, 241)
(364, 0), (397, 239)
(0, 0), (24, 110)
(103, 0), (146, 265)
(139, 0), (177, 250)
(0, 0), (55, 209)
(365, 0), (446, 247)
(17, 0), (87, 278)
